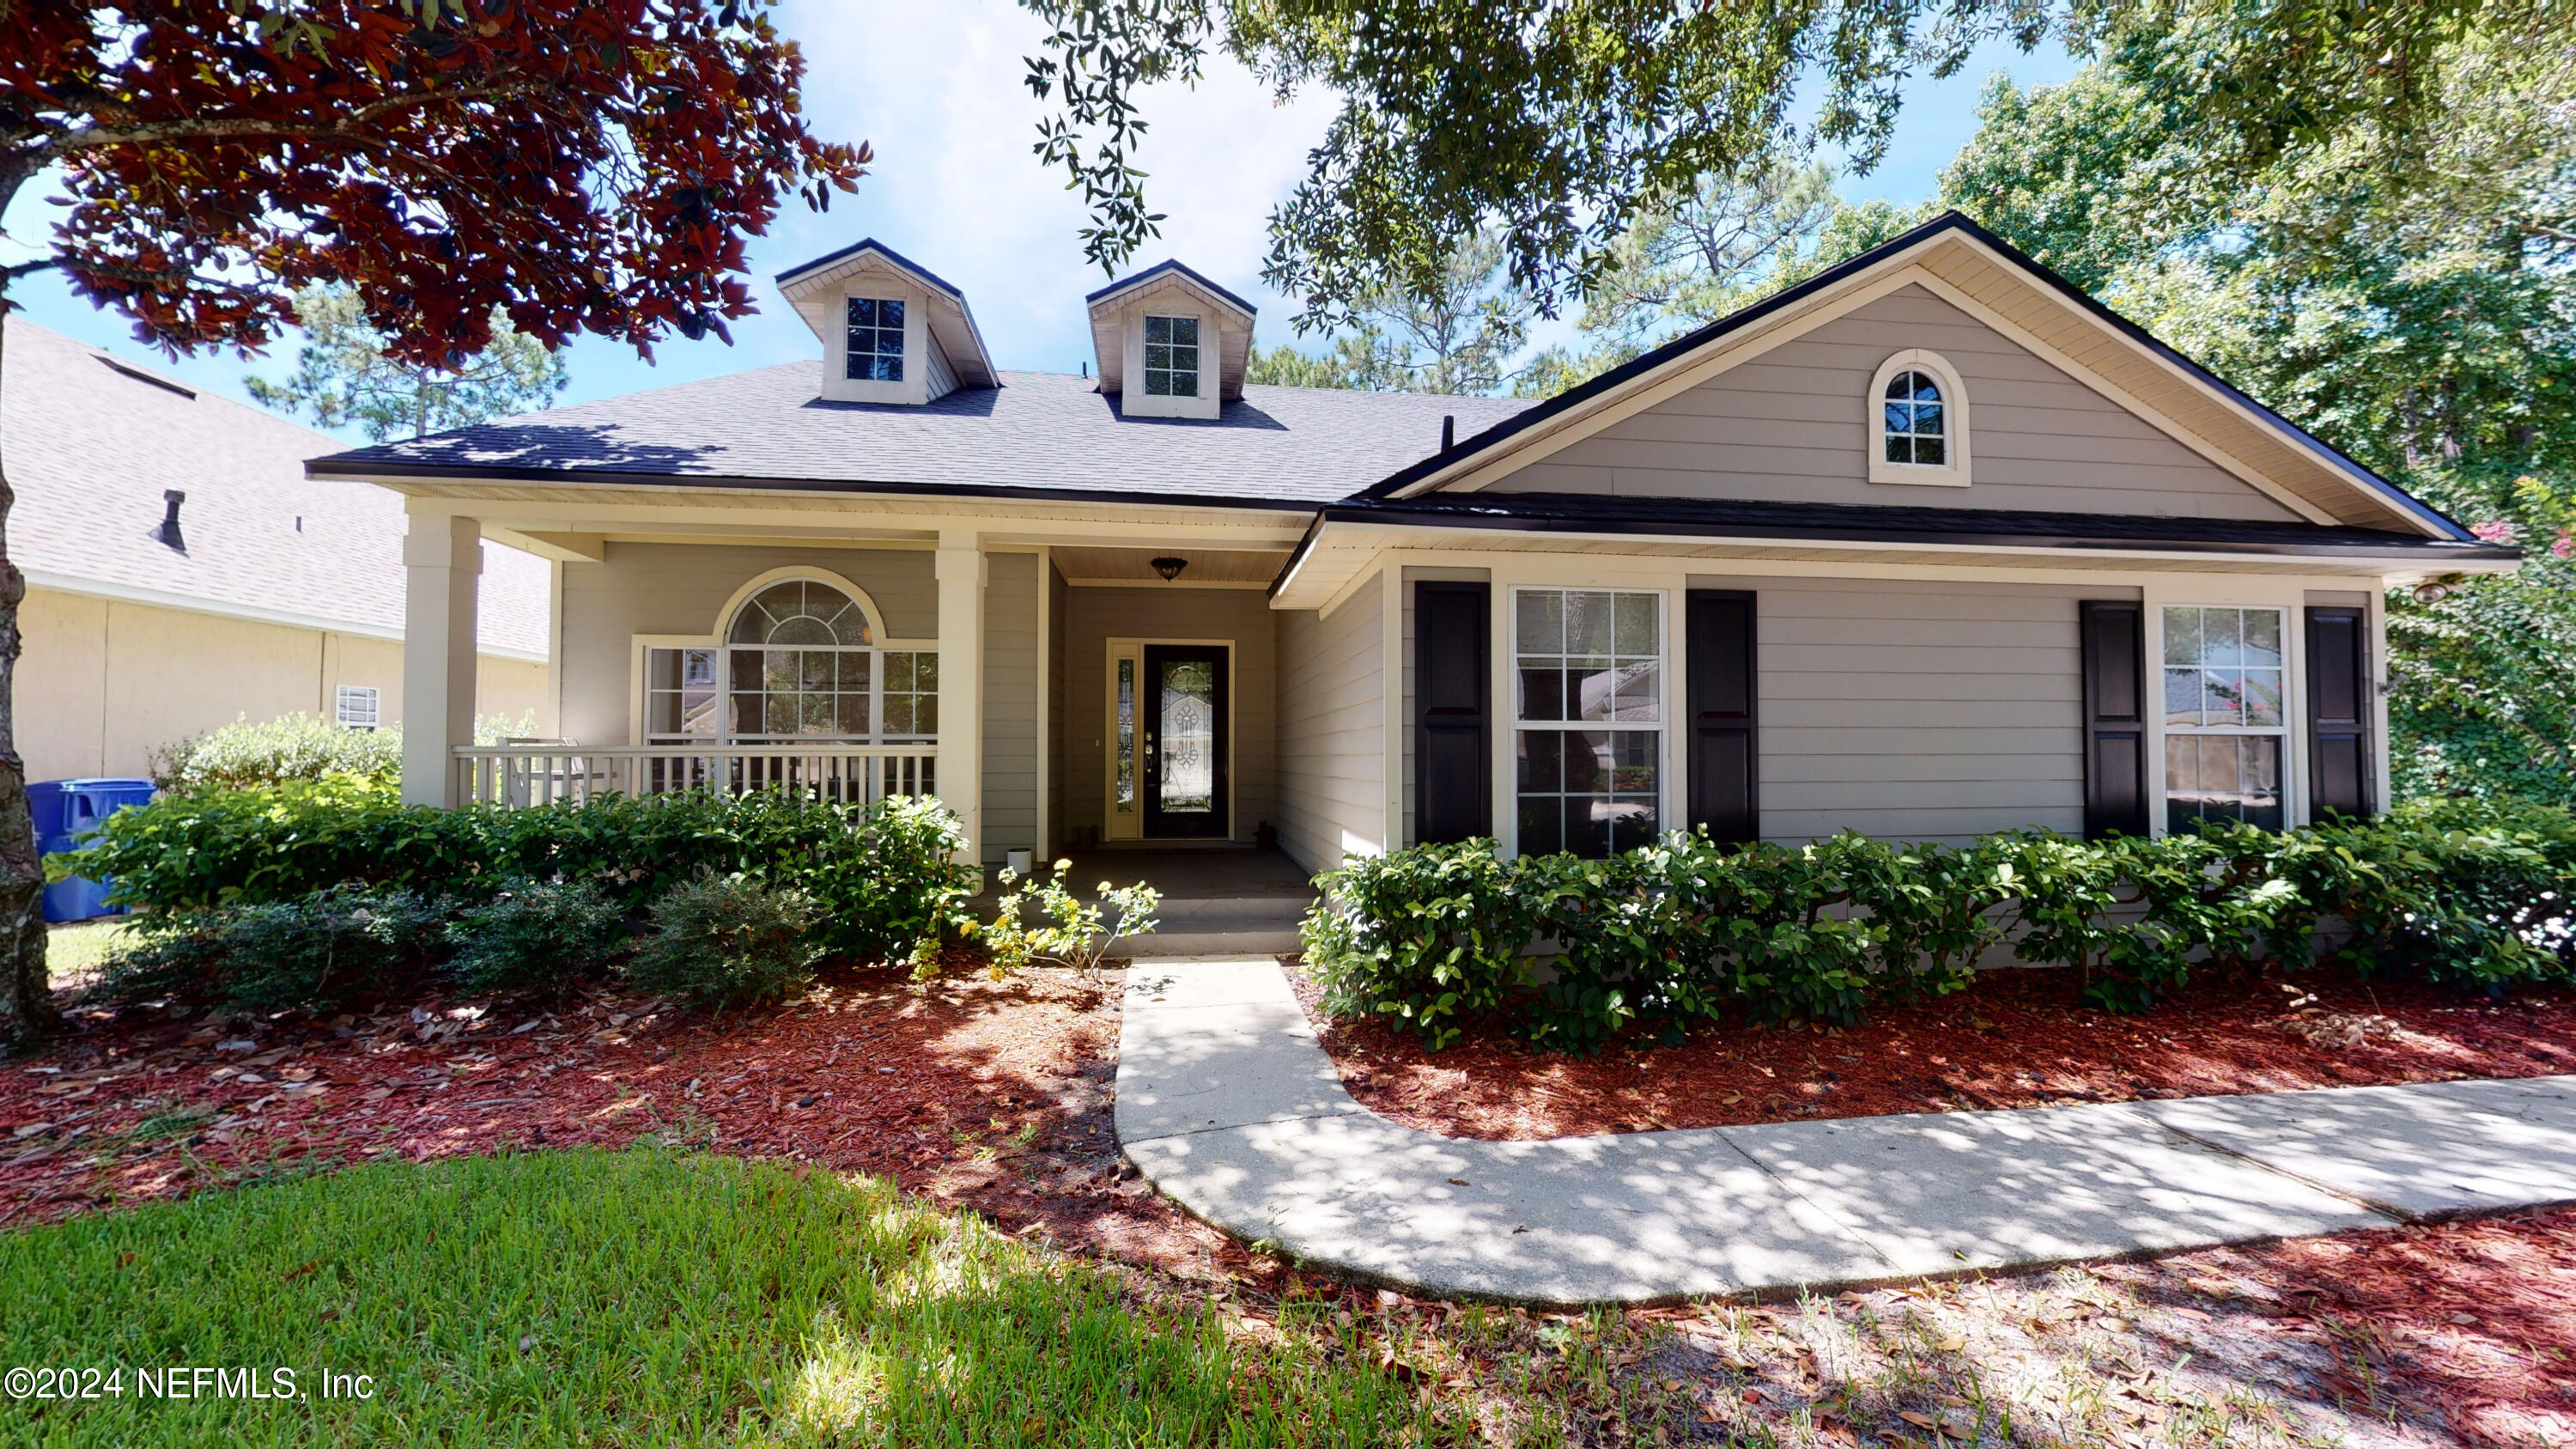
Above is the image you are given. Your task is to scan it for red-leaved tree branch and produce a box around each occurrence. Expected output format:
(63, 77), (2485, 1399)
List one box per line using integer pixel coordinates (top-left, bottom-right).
(0, 0), (866, 1038)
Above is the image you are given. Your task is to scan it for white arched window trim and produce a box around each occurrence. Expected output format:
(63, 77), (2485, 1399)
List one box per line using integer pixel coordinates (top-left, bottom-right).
(1867, 348), (1971, 487)
(711, 565), (901, 644)
(629, 566), (939, 746)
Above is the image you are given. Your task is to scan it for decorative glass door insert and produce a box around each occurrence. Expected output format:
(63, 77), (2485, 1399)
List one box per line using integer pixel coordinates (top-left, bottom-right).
(1141, 644), (1228, 837)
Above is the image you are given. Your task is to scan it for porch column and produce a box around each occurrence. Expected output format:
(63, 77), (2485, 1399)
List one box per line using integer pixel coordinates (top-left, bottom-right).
(401, 514), (481, 807)
(934, 533), (984, 866)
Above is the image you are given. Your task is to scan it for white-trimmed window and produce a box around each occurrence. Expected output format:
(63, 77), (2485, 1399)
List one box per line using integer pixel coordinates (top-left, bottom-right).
(1514, 588), (1662, 858)
(2162, 606), (2286, 832)
(1867, 349), (1970, 485)
(643, 578), (935, 746)
(334, 684), (380, 730)
(844, 296), (905, 382)
(1143, 314), (1199, 397)
(1884, 370), (1947, 465)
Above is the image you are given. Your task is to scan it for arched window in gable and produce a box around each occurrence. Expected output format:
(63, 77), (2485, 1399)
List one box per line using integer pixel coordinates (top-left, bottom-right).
(1867, 350), (1971, 485)
(1883, 369), (1947, 466)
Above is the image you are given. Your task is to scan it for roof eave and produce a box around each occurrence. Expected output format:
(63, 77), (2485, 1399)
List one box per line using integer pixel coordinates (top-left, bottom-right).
(299, 456), (1331, 514)
(1083, 259), (1259, 321)
(1314, 501), (2524, 563)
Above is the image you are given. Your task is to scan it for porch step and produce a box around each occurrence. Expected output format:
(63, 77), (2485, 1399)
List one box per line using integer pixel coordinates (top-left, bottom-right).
(1122, 927), (1303, 959)
(1116, 892), (1310, 959)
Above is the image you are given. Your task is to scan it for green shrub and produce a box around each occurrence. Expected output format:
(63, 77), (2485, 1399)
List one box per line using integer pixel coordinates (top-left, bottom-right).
(99, 886), (448, 1013)
(446, 878), (629, 996)
(1303, 801), (2576, 1050)
(152, 713), (403, 788)
(1300, 838), (1549, 1050)
(624, 874), (820, 1011)
(55, 782), (975, 965)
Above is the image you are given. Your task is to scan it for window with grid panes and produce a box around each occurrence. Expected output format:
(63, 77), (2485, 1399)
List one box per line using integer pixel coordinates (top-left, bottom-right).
(643, 579), (936, 747)
(2162, 606), (2286, 832)
(844, 297), (905, 381)
(1515, 588), (1662, 858)
(1143, 314), (1199, 397)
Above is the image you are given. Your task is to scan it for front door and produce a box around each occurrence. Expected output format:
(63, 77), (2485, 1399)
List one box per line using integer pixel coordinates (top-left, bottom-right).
(1142, 644), (1228, 838)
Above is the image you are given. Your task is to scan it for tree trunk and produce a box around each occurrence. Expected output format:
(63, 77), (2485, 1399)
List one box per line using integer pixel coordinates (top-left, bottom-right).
(0, 269), (59, 1045)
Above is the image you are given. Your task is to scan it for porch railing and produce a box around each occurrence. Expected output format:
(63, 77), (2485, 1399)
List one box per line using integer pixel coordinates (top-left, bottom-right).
(453, 745), (935, 808)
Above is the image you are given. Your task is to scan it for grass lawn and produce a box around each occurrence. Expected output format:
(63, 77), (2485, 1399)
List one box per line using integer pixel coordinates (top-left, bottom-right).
(0, 1148), (1461, 1446)
(46, 919), (138, 992)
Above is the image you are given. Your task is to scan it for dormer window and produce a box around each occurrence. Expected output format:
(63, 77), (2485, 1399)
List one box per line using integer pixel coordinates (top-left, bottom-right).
(1087, 260), (1255, 420)
(1883, 370), (1944, 465)
(845, 297), (906, 383)
(1144, 315), (1200, 398)
(1866, 349), (1971, 485)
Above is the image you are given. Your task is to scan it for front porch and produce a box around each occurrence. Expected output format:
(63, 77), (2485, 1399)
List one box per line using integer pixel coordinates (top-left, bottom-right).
(397, 496), (1309, 878)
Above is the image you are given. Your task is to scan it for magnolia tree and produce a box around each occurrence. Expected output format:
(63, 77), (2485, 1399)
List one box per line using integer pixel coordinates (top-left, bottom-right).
(0, 1), (865, 1039)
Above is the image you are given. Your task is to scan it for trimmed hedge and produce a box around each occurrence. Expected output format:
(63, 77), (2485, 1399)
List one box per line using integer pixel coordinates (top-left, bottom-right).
(1302, 801), (2576, 1050)
(52, 776), (975, 965)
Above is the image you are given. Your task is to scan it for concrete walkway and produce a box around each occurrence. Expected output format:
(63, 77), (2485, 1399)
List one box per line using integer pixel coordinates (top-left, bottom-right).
(1115, 958), (2576, 1306)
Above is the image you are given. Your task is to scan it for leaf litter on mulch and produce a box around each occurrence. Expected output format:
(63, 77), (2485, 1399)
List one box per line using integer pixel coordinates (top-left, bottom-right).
(8, 957), (2575, 1447)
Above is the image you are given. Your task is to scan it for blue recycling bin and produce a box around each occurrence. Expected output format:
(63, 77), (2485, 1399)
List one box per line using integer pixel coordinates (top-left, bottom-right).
(33, 778), (155, 922)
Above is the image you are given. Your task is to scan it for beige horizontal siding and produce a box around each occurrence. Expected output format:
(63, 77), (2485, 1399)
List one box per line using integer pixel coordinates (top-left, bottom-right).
(981, 551), (1039, 865)
(1490, 284), (2300, 523)
(1683, 573), (2134, 845)
(1046, 563), (1069, 855)
(1275, 575), (1386, 874)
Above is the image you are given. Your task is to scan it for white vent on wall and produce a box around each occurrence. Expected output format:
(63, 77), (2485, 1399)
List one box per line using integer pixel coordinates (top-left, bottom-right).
(336, 685), (382, 730)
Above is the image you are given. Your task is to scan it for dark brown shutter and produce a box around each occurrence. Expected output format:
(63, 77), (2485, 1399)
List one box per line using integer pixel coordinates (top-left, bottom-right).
(2080, 600), (2148, 840)
(1686, 589), (1759, 846)
(1413, 581), (1491, 843)
(2306, 605), (2373, 819)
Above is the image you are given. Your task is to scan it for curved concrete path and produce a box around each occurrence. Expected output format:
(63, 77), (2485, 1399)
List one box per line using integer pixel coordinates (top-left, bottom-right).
(1115, 958), (2576, 1306)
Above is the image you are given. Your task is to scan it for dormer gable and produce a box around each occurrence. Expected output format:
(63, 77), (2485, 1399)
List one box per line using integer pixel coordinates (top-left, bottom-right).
(1085, 260), (1256, 420)
(776, 240), (996, 406)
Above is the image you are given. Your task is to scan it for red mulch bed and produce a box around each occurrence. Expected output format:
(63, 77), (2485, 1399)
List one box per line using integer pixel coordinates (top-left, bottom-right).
(0, 962), (1284, 1286)
(2096, 1208), (2576, 1446)
(1293, 959), (2576, 1139)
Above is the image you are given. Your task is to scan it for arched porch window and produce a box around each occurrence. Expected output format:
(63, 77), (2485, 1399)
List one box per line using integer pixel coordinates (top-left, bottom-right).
(643, 576), (935, 745)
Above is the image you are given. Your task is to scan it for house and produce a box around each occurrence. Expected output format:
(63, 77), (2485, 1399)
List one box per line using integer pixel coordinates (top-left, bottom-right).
(4, 315), (554, 782)
(307, 215), (2516, 883)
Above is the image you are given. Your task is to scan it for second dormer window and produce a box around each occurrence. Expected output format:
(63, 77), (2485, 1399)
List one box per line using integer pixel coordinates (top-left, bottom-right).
(1144, 314), (1199, 397)
(845, 296), (905, 382)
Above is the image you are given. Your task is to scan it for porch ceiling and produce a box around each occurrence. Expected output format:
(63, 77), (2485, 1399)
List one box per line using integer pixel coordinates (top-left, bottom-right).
(1053, 545), (1292, 587)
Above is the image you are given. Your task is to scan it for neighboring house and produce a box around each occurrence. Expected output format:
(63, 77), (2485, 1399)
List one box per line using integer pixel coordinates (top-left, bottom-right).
(308, 216), (2515, 874)
(4, 316), (553, 782)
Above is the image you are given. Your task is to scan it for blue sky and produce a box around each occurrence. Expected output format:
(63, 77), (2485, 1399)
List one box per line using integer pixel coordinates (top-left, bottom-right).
(1, 3), (2076, 441)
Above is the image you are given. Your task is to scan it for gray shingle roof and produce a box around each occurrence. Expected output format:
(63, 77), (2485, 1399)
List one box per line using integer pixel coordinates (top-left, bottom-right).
(4, 317), (550, 657)
(311, 366), (1533, 507)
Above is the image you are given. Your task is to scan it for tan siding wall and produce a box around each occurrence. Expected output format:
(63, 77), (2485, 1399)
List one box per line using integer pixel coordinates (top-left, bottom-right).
(1274, 574), (1385, 874)
(18, 585), (547, 782)
(556, 543), (937, 744)
(21, 588), (110, 781)
(1686, 575), (2132, 843)
(1061, 586), (1276, 845)
(1492, 284), (2300, 522)
(1046, 562), (1069, 855)
(981, 551), (1040, 865)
